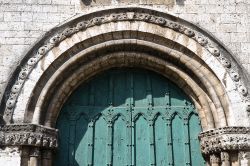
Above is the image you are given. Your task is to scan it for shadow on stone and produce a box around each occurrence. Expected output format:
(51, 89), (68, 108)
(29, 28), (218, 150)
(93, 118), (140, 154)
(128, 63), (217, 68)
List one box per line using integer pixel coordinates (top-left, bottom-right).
(82, 0), (93, 6)
(176, 0), (185, 5)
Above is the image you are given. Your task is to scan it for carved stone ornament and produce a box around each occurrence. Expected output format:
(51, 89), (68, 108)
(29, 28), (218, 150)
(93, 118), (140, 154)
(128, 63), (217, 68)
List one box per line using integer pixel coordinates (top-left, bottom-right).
(0, 124), (58, 149)
(220, 152), (230, 162)
(3, 8), (249, 123)
(210, 154), (220, 164)
(199, 127), (250, 155)
(239, 151), (250, 160)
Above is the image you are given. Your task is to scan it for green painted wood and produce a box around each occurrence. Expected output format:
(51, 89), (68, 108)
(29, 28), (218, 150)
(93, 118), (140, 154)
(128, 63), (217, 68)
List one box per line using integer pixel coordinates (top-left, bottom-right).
(189, 113), (206, 166)
(55, 69), (205, 166)
(155, 115), (168, 166)
(75, 114), (89, 165)
(96, 116), (108, 165)
(55, 107), (70, 166)
(172, 114), (185, 165)
(113, 115), (127, 165)
(134, 115), (150, 166)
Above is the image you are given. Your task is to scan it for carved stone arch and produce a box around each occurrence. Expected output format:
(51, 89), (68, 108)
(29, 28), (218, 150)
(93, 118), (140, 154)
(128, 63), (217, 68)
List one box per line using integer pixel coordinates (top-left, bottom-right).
(0, 6), (249, 166)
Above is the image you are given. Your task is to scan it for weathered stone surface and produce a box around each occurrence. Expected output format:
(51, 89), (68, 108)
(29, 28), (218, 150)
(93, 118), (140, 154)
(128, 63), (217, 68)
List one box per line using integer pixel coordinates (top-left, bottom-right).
(199, 127), (250, 155)
(0, 1), (250, 165)
(0, 147), (21, 166)
(0, 124), (58, 148)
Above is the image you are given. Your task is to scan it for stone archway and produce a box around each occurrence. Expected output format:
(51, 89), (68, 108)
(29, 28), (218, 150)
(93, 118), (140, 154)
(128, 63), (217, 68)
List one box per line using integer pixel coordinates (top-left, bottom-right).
(0, 7), (249, 166)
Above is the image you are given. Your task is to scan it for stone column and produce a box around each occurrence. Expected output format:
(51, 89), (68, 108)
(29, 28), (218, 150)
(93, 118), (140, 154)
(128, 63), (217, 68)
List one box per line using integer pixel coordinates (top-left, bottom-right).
(239, 151), (250, 166)
(0, 124), (58, 166)
(210, 154), (220, 166)
(221, 152), (230, 166)
(199, 127), (250, 166)
(21, 147), (30, 166)
(41, 150), (52, 166)
(29, 148), (41, 166)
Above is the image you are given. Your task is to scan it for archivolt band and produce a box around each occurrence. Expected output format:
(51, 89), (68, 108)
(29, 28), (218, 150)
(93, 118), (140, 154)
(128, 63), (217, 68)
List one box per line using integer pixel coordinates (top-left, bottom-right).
(0, 7), (249, 166)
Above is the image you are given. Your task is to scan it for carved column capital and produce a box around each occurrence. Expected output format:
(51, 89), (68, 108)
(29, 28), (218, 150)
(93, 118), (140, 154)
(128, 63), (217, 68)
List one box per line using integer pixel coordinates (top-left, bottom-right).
(239, 151), (250, 160)
(0, 124), (58, 149)
(42, 150), (52, 159)
(199, 127), (250, 155)
(210, 154), (220, 164)
(30, 147), (41, 157)
(239, 151), (250, 166)
(220, 152), (230, 162)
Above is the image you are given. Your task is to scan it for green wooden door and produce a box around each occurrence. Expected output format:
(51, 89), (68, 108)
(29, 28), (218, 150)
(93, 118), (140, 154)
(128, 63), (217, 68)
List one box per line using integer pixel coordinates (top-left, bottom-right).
(55, 69), (205, 166)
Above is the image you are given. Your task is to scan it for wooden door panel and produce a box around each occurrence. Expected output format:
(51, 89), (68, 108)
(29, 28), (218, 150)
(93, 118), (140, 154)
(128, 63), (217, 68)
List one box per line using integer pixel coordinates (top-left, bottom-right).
(55, 69), (205, 166)
(93, 116), (108, 165)
(55, 110), (70, 166)
(172, 114), (185, 165)
(75, 115), (89, 166)
(189, 113), (206, 165)
(134, 115), (150, 166)
(154, 115), (168, 166)
(112, 115), (128, 166)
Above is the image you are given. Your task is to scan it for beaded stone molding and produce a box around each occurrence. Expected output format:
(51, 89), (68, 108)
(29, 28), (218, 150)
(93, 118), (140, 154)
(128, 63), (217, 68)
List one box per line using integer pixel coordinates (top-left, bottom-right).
(199, 127), (250, 155)
(0, 124), (58, 149)
(3, 7), (249, 123)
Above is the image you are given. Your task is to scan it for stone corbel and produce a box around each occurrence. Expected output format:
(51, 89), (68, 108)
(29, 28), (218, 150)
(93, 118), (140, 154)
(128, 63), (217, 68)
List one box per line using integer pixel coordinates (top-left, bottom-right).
(0, 124), (58, 149)
(199, 127), (250, 155)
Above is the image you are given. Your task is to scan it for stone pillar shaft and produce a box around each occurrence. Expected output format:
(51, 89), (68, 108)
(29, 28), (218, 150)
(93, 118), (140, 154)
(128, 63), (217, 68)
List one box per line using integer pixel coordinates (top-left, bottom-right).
(30, 148), (41, 166)
(210, 154), (220, 166)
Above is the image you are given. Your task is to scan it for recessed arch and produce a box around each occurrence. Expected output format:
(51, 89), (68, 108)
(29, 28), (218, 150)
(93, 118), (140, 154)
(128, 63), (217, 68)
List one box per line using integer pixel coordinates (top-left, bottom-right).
(31, 46), (217, 130)
(0, 6), (249, 130)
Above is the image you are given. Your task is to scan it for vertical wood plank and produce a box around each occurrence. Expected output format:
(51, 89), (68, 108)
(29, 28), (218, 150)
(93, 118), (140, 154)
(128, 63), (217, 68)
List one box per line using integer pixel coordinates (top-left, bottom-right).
(68, 120), (76, 166)
(106, 120), (113, 166)
(93, 116), (107, 165)
(75, 114), (89, 165)
(147, 75), (156, 166)
(172, 114), (185, 165)
(88, 83), (95, 166)
(149, 120), (156, 166)
(113, 115), (127, 166)
(87, 121), (94, 166)
(183, 114), (191, 166)
(126, 118), (132, 166)
(189, 113), (206, 165)
(155, 115), (168, 166)
(55, 110), (70, 166)
(134, 116), (150, 166)
(130, 73), (135, 166)
(109, 75), (113, 106)
(166, 118), (173, 165)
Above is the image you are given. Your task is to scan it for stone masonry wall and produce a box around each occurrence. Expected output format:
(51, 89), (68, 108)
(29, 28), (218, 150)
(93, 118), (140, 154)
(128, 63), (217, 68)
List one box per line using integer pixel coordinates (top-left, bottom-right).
(0, 0), (250, 113)
(0, 1), (249, 165)
(0, 147), (20, 166)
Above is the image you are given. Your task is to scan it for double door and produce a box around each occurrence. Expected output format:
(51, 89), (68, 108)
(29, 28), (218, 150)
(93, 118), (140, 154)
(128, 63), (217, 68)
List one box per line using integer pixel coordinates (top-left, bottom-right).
(55, 69), (205, 166)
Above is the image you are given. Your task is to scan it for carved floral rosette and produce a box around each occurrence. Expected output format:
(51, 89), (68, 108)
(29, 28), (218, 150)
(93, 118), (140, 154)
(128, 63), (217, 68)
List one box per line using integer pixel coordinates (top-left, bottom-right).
(199, 127), (250, 155)
(0, 124), (58, 149)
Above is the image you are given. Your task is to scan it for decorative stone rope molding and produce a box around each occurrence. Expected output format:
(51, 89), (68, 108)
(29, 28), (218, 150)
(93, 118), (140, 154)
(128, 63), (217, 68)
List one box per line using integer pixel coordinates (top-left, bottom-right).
(3, 7), (249, 123)
(199, 127), (250, 155)
(0, 124), (58, 149)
